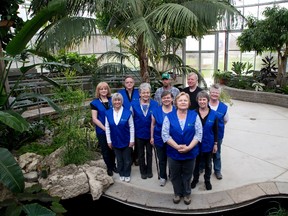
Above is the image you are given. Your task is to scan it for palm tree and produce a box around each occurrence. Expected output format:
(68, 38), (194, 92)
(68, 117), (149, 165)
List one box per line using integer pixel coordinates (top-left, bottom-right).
(27, 0), (242, 82)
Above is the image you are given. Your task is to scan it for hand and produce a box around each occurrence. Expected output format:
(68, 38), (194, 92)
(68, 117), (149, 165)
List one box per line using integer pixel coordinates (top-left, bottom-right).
(213, 145), (218, 153)
(178, 144), (189, 153)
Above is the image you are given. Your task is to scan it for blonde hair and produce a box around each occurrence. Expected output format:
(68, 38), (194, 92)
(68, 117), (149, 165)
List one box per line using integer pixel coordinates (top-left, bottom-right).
(174, 92), (190, 108)
(95, 82), (112, 98)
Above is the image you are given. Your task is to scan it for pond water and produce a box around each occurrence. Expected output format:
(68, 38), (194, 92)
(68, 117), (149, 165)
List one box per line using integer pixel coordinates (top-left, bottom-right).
(61, 194), (288, 216)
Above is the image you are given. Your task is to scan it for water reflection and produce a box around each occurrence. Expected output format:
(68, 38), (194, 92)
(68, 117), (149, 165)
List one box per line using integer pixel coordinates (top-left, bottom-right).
(61, 194), (288, 216)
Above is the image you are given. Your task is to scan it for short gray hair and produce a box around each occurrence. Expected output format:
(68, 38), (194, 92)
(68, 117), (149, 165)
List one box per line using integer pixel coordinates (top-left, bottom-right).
(196, 90), (210, 102)
(187, 72), (198, 80)
(112, 92), (123, 103)
(210, 83), (222, 93)
(139, 82), (151, 93)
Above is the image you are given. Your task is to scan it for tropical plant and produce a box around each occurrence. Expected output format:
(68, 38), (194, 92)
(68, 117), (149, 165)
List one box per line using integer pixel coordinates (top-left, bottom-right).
(225, 61), (255, 90)
(237, 5), (288, 87)
(51, 74), (98, 166)
(0, 0), (68, 133)
(27, 0), (242, 83)
(213, 70), (233, 84)
(252, 82), (265, 91)
(231, 61), (253, 76)
(45, 51), (99, 75)
(0, 0), (24, 50)
(93, 0), (242, 82)
(0, 147), (67, 216)
(254, 56), (277, 87)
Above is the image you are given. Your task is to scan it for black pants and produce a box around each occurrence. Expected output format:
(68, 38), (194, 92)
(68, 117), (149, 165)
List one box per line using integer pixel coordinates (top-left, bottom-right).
(193, 152), (212, 182)
(136, 137), (153, 175)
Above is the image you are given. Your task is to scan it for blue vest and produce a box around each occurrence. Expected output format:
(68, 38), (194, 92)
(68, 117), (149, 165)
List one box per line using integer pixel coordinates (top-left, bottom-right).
(105, 108), (132, 148)
(90, 98), (112, 135)
(215, 102), (228, 140)
(200, 109), (218, 153)
(131, 99), (158, 139)
(118, 88), (140, 109)
(166, 110), (199, 160)
(152, 106), (176, 147)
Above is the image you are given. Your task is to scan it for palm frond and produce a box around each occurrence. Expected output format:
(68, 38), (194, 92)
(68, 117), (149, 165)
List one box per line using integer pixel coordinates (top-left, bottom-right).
(183, 0), (243, 29)
(97, 51), (130, 64)
(6, 0), (67, 56)
(36, 17), (98, 53)
(148, 3), (201, 38)
(116, 17), (160, 51)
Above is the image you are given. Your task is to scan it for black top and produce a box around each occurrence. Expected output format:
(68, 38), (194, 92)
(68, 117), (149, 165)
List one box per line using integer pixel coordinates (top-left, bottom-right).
(181, 86), (203, 110)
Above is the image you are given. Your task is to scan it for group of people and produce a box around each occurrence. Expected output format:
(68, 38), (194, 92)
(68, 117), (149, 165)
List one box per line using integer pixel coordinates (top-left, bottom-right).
(90, 72), (229, 205)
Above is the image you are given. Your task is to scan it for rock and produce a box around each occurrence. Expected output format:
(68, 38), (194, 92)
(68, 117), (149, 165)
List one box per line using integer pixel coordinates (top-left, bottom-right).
(18, 153), (43, 173)
(39, 161), (113, 200)
(24, 171), (38, 182)
(12, 149), (113, 201)
(40, 164), (90, 199)
(0, 183), (13, 202)
(41, 147), (65, 172)
(84, 165), (114, 200)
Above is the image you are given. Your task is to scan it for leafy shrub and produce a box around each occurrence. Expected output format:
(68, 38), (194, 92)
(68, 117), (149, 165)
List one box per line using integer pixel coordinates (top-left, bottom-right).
(0, 120), (46, 151)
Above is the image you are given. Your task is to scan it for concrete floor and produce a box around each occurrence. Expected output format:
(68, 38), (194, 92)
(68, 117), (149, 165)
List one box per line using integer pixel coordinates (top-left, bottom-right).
(104, 100), (288, 214)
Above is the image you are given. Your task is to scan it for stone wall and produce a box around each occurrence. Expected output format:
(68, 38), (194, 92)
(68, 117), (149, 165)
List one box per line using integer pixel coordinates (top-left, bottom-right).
(223, 86), (288, 108)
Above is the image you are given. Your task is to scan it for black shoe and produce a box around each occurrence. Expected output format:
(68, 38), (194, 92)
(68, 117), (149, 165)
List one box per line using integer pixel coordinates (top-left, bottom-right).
(113, 167), (118, 173)
(134, 159), (139, 166)
(191, 179), (199, 189)
(205, 181), (212, 190)
(141, 174), (147, 179)
(147, 173), (153, 178)
(107, 169), (113, 176)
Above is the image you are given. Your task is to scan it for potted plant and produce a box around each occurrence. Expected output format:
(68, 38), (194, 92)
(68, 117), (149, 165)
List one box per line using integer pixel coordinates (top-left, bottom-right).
(213, 70), (232, 85)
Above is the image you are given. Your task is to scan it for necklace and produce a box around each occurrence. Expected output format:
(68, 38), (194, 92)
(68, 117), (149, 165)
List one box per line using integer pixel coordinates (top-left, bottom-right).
(99, 97), (109, 109)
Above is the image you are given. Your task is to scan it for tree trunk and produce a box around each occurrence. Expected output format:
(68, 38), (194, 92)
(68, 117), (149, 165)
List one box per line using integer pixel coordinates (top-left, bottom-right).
(0, 42), (10, 95)
(277, 50), (287, 87)
(137, 35), (150, 83)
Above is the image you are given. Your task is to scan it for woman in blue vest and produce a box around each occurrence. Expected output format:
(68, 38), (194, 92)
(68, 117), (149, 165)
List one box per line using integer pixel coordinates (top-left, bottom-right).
(90, 82), (117, 177)
(150, 91), (175, 186)
(118, 76), (140, 166)
(131, 82), (158, 180)
(191, 90), (218, 191)
(162, 92), (202, 205)
(105, 93), (135, 183)
(209, 84), (229, 180)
